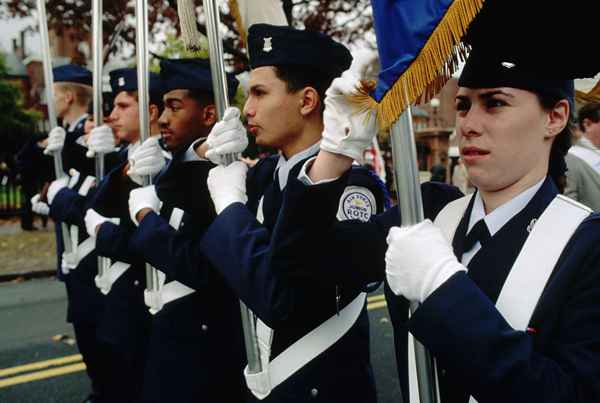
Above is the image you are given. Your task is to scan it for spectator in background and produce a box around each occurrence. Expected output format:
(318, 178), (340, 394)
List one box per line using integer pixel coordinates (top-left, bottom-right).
(565, 102), (600, 210)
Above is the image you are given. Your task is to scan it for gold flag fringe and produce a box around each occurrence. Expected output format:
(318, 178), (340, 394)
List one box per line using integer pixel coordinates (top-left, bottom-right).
(228, 0), (247, 48)
(350, 0), (484, 131)
(576, 79), (600, 104)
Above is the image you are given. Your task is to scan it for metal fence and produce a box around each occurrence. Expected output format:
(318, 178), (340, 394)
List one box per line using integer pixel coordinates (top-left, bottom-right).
(0, 174), (23, 217)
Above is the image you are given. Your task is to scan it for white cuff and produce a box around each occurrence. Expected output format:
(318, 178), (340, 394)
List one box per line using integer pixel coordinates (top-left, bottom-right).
(297, 157), (341, 186)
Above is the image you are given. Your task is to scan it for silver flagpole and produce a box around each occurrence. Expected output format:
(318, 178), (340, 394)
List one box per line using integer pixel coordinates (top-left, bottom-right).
(389, 107), (439, 403)
(202, 0), (262, 374)
(36, 0), (73, 256)
(92, 0), (109, 279)
(134, 0), (160, 295)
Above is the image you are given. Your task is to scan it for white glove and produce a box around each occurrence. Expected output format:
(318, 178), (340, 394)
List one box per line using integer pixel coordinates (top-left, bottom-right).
(84, 209), (120, 238)
(320, 70), (377, 163)
(47, 169), (80, 205)
(127, 136), (166, 185)
(385, 220), (466, 303)
(31, 194), (49, 216)
(61, 252), (78, 274)
(44, 127), (66, 155)
(205, 107), (248, 165)
(207, 161), (248, 214)
(128, 185), (162, 225)
(86, 125), (116, 157)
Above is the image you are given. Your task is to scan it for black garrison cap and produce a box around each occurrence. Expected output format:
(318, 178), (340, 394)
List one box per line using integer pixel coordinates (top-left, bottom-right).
(53, 64), (93, 86)
(458, 47), (574, 103)
(248, 24), (352, 77)
(159, 58), (239, 99)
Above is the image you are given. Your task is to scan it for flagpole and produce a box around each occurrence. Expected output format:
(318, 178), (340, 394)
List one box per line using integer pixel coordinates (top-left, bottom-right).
(134, 0), (160, 298)
(389, 108), (439, 403)
(202, 0), (262, 374)
(91, 0), (109, 280)
(36, 0), (73, 256)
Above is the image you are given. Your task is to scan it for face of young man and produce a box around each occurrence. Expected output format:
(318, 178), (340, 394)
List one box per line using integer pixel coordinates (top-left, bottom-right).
(109, 91), (141, 144)
(243, 66), (305, 150)
(158, 89), (214, 152)
(53, 84), (71, 119)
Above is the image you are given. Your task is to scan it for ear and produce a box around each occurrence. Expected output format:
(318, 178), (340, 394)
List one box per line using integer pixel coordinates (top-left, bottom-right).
(299, 87), (320, 117)
(545, 99), (569, 139)
(202, 104), (218, 127)
(148, 104), (159, 123)
(64, 90), (75, 106)
(581, 118), (592, 132)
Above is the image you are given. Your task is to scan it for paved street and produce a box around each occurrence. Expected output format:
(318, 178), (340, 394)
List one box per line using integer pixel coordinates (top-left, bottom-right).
(0, 278), (402, 402)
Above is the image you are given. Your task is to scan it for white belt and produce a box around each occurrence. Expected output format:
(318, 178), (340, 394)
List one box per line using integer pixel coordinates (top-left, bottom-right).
(245, 292), (367, 399)
(95, 261), (131, 295)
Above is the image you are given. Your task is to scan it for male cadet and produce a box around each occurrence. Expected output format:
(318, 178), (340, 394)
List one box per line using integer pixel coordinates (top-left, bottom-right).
(82, 68), (166, 403)
(43, 64), (121, 403)
(565, 102), (600, 210)
(194, 24), (387, 402)
(119, 58), (247, 403)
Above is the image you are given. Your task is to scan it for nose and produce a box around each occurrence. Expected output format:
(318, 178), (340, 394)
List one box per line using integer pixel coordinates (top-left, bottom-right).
(243, 98), (254, 119)
(458, 107), (484, 139)
(158, 109), (168, 127)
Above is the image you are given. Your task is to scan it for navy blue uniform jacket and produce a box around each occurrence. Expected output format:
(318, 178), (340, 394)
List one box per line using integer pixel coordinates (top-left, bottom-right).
(106, 149), (248, 403)
(273, 173), (600, 403)
(198, 155), (387, 403)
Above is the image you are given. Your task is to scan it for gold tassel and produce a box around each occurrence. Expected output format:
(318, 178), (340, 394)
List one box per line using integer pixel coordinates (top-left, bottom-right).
(350, 0), (485, 130)
(228, 0), (247, 48)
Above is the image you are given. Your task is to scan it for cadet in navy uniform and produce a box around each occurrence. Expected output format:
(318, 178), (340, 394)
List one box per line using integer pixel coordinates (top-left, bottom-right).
(123, 58), (247, 403)
(279, 46), (600, 402)
(44, 66), (123, 403)
(192, 25), (385, 402)
(82, 68), (166, 403)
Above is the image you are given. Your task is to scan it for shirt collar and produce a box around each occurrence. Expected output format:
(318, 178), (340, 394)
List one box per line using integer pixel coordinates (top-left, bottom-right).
(183, 137), (208, 162)
(67, 113), (89, 132)
(275, 141), (321, 190)
(468, 177), (545, 236)
(579, 136), (600, 153)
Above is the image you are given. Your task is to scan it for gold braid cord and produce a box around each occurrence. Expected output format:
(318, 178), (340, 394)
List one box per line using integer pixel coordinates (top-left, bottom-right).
(576, 79), (600, 104)
(178, 0), (203, 50)
(350, 0), (484, 131)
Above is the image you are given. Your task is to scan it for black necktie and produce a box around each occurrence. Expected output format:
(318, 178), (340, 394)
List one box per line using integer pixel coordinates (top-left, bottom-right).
(463, 219), (491, 252)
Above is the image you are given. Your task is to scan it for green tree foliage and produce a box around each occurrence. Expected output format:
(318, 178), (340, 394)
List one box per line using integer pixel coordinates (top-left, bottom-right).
(0, 54), (40, 153)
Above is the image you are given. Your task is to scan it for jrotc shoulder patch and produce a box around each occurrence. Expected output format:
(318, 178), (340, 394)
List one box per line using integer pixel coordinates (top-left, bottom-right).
(337, 186), (376, 222)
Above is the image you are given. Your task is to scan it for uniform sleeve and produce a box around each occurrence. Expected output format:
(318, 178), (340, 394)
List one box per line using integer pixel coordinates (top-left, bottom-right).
(408, 225), (600, 402)
(96, 221), (141, 264)
(49, 187), (87, 226)
(129, 211), (212, 290)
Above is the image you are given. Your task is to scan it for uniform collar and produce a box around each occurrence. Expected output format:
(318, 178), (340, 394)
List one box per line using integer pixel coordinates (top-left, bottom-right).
(275, 141), (321, 190)
(468, 177), (546, 236)
(67, 113), (88, 132)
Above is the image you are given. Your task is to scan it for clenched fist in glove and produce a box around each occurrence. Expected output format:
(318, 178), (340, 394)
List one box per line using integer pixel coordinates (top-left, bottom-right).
(385, 220), (466, 303)
(205, 107), (248, 165)
(127, 136), (166, 185)
(44, 127), (66, 155)
(319, 70), (377, 163)
(85, 209), (120, 237)
(128, 185), (162, 225)
(207, 161), (248, 214)
(31, 194), (50, 216)
(86, 125), (116, 157)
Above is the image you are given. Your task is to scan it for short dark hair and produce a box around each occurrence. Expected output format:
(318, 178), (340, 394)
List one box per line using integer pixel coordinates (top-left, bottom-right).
(536, 93), (573, 192)
(578, 102), (600, 132)
(186, 89), (216, 109)
(121, 90), (165, 114)
(273, 65), (338, 113)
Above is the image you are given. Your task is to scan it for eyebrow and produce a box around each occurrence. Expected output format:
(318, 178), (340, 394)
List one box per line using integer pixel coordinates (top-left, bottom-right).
(479, 90), (514, 99)
(164, 97), (184, 104)
(249, 84), (266, 92)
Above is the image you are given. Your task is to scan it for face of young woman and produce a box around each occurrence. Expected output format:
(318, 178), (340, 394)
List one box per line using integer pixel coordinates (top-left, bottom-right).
(455, 87), (555, 193)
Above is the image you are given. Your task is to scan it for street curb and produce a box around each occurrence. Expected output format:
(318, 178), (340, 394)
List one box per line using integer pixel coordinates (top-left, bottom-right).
(0, 270), (56, 283)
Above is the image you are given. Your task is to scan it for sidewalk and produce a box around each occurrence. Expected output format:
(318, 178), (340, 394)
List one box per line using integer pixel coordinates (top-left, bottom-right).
(0, 218), (56, 281)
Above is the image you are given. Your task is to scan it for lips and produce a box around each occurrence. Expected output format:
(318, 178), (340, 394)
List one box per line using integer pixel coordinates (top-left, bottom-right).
(247, 125), (259, 135)
(461, 146), (490, 163)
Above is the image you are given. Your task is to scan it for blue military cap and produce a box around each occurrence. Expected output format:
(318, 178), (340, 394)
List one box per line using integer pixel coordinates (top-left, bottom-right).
(109, 68), (164, 98)
(248, 24), (352, 77)
(53, 64), (93, 86)
(159, 58), (239, 99)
